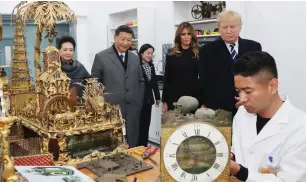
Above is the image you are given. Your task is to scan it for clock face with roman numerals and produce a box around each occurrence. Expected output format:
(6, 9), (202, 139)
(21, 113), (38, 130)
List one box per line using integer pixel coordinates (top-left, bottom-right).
(163, 122), (229, 182)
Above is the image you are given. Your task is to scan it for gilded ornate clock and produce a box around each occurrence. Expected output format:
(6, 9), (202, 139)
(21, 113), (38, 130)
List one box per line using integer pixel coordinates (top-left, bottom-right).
(161, 104), (232, 182)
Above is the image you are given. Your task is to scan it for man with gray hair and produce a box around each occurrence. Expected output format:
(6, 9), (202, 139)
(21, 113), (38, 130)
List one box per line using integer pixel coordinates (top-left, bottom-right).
(198, 10), (262, 117)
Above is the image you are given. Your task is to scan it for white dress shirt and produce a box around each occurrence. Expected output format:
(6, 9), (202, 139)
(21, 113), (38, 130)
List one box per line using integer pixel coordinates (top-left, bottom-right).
(225, 40), (239, 54)
(118, 52), (126, 62)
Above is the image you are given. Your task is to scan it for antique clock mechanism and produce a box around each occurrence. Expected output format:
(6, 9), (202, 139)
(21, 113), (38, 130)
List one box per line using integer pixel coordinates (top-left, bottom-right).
(161, 97), (232, 182)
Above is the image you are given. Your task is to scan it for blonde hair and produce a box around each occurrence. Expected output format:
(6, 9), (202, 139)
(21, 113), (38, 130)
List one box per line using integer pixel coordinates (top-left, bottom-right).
(168, 22), (199, 59)
(217, 10), (242, 27)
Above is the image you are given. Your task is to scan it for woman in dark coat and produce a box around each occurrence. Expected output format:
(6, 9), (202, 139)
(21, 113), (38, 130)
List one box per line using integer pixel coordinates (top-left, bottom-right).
(138, 44), (161, 146)
(58, 36), (90, 103)
(162, 22), (200, 112)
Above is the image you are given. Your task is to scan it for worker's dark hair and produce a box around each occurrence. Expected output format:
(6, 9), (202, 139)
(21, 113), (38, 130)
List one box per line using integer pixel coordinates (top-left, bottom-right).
(234, 51), (278, 79)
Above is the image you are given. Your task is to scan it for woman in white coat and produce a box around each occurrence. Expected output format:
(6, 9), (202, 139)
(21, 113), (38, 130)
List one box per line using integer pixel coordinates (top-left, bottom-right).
(230, 51), (306, 182)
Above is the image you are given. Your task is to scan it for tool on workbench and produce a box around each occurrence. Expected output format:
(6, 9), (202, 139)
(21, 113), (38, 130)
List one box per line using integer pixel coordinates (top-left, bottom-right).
(142, 145), (159, 165)
(132, 147), (145, 156)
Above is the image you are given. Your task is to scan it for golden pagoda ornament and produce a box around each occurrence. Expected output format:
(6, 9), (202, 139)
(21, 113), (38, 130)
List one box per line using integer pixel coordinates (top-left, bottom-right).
(10, 17), (34, 92)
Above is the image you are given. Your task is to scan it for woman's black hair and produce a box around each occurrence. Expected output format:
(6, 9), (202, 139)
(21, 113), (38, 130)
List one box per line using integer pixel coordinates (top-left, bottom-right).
(57, 36), (76, 50)
(138, 44), (155, 63)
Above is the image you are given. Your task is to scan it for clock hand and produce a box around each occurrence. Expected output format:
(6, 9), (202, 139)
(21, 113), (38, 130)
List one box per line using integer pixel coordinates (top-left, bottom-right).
(193, 154), (198, 167)
(192, 162), (196, 176)
(184, 142), (191, 153)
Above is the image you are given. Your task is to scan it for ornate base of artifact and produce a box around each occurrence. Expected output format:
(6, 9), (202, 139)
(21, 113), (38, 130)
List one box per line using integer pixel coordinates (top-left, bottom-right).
(0, 117), (18, 182)
(8, 120), (126, 163)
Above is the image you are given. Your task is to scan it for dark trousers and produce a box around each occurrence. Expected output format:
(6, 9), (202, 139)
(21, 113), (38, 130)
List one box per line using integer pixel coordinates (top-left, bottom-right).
(138, 102), (152, 146)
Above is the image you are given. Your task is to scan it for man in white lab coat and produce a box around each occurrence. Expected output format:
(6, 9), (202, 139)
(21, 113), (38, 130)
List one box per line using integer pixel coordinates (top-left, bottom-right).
(230, 51), (306, 181)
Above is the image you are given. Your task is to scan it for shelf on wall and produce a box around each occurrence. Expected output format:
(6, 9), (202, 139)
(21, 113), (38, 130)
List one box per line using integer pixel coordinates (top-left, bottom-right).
(109, 8), (137, 16)
(175, 18), (218, 26)
(107, 6), (155, 61)
(110, 25), (138, 30)
(197, 34), (220, 38)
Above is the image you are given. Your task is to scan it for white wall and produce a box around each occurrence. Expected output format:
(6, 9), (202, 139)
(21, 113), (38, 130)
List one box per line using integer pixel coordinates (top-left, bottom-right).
(0, 1), (89, 21)
(86, 1), (108, 69)
(242, 1), (306, 111)
(0, 1), (19, 14)
(225, 1), (246, 37)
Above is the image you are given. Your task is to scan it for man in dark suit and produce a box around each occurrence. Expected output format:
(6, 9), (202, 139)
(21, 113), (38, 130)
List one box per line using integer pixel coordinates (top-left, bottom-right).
(91, 25), (145, 148)
(199, 10), (262, 116)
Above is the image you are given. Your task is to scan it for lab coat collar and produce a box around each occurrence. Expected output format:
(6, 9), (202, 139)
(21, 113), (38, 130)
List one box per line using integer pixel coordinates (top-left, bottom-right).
(267, 94), (292, 124)
(251, 94), (293, 144)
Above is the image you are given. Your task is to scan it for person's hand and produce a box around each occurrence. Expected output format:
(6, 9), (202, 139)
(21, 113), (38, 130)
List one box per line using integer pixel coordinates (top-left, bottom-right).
(156, 100), (161, 105)
(162, 102), (168, 113)
(230, 160), (241, 175)
(235, 96), (243, 108)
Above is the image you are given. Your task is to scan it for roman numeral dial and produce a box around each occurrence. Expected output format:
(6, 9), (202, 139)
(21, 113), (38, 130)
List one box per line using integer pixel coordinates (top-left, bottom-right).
(163, 122), (229, 181)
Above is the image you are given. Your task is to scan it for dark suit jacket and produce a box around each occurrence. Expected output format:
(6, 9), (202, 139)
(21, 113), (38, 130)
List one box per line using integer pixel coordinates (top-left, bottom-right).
(198, 37), (262, 115)
(141, 62), (160, 106)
